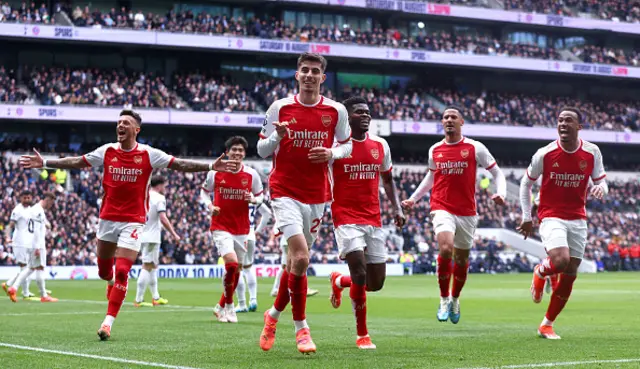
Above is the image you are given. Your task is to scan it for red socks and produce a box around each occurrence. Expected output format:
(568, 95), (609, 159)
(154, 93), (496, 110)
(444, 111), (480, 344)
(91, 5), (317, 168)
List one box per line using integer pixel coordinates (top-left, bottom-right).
(289, 273), (307, 321)
(219, 262), (238, 306)
(273, 270), (290, 312)
(538, 257), (559, 277)
(106, 258), (133, 318)
(437, 255), (452, 298)
(339, 275), (352, 288)
(451, 262), (469, 298)
(545, 274), (576, 322)
(350, 282), (367, 337)
(97, 257), (114, 281)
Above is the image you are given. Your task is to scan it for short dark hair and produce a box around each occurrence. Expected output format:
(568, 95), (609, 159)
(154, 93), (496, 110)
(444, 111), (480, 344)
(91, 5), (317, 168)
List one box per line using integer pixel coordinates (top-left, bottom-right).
(43, 192), (56, 200)
(150, 175), (166, 187)
(225, 136), (248, 151)
(342, 96), (368, 113)
(297, 52), (327, 72)
(120, 109), (142, 126)
(20, 190), (33, 197)
(559, 106), (582, 123)
(443, 105), (464, 117)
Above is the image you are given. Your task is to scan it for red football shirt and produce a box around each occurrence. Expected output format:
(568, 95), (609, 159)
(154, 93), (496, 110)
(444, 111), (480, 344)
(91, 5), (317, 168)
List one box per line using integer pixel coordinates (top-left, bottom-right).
(201, 165), (263, 235)
(331, 133), (392, 228)
(428, 137), (497, 216)
(83, 143), (174, 223)
(259, 95), (351, 204)
(526, 140), (606, 221)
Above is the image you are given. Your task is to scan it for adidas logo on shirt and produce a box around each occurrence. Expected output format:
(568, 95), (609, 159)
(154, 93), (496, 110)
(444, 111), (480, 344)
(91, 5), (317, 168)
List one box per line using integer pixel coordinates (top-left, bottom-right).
(437, 153), (444, 158)
(220, 179), (226, 184)
(553, 162), (559, 168)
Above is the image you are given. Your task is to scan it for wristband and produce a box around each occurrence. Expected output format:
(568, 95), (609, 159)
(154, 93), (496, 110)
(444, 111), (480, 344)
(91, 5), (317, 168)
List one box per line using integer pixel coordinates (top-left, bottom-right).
(209, 162), (214, 171)
(42, 159), (48, 168)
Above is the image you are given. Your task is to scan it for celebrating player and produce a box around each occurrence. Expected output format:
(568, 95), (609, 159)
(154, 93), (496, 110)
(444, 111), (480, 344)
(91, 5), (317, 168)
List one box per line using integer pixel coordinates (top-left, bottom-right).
(402, 106), (506, 324)
(134, 175), (179, 307)
(19, 109), (239, 341)
(257, 52), (352, 354)
(235, 201), (272, 313)
(200, 136), (263, 324)
(518, 107), (607, 340)
(328, 97), (405, 349)
(5, 192), (58, 302)
(3, 190), (35, 300)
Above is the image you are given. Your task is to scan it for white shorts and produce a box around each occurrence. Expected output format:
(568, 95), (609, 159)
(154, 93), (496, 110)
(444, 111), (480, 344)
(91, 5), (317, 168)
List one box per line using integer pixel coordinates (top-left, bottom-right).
(539, 218), (588, 259)
(28, 248), (46, 269)
(335, 224), (387, 264)
(431, 210), (478, 250)
(271, 197), (326, 247)
(13, 246), (29, 265)
(212, 231), (247, 262)
(97, 220), (144, 252)
(243, 238), (255, 266)
(140, 243), (160, 265)
(279, 235), (288, 266)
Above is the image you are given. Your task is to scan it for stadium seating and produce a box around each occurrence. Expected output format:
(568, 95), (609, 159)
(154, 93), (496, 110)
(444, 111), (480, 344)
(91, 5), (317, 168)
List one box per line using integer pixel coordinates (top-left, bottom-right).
(0, 2), (55, 24)
(23, 66), (185, 109)
(0, 66), (29, 104)
(173, 72), (258, 112)
(1, 150), (637, 272)
(12, 64), (639, 132)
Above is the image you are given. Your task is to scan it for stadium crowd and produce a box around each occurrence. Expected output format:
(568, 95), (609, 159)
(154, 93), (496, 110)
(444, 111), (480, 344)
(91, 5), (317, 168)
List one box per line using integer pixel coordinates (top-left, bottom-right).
(1, 151), (638, 273)
(23, 66), (184, 109)
(64, 6), (640, 66)
(0, 1), (55, 24)
(4, 63), (639, 132)
(0, 66), (29, 104)
(173, 72), (258, 113)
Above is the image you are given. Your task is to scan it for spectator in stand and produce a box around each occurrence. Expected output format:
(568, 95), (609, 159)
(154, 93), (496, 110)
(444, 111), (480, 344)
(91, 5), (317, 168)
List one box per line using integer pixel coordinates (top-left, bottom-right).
(0, 66), (28, 103)
(23, 66), (184, 109)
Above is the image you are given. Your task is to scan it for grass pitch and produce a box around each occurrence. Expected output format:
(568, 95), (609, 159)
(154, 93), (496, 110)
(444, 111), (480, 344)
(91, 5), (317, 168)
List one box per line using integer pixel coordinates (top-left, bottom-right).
(1, 273), (639, 369)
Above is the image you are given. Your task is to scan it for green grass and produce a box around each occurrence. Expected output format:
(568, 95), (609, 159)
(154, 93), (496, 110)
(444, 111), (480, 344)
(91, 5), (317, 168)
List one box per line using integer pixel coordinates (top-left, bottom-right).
(1, 273), (639, 369)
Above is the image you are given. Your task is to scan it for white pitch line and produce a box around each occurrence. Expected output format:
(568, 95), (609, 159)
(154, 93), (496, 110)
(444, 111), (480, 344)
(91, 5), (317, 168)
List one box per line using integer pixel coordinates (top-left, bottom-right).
(1, 308), (211, 317)
(0, 342), (204, 369)
(58, 299), (210, 310)
(458, 358), (640, 369)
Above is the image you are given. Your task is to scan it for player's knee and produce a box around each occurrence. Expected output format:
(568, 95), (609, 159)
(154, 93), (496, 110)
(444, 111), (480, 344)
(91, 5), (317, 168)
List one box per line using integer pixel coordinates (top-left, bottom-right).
(367, 278), (384, 292)
(114, 260), (132, 282)
(350, 268), (367, 286)
(439, 244), (454, 258)
(551, 255), (570, 272)
(98, 268), (113, 281)
(290, 254), (309, 269)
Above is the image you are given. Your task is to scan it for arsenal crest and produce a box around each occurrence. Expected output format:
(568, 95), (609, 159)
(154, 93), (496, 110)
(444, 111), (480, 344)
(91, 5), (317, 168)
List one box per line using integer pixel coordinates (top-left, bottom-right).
(579, 160), (587, 172)
(460, 149), (469, 159)
(371, 148), (380, 160)
(242, 178), (249, 187)
(134, 156), (142, 164)
(321, 115), (332, 127)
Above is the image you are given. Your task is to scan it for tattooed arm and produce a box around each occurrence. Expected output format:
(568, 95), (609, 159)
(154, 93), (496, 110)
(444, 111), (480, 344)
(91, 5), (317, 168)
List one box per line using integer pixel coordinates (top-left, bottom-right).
(169, 154), (240, 173)
(20, 149), (90, 169)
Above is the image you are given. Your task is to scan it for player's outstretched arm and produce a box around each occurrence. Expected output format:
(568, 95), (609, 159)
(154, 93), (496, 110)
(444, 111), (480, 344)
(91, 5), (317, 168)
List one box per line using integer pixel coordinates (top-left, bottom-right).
(20, 148), (90, 169)
(381, 171), (406, 228)
(487, 164), (507, 205)
(170, 154), (239, 173)
(402, 170), (435, 210)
